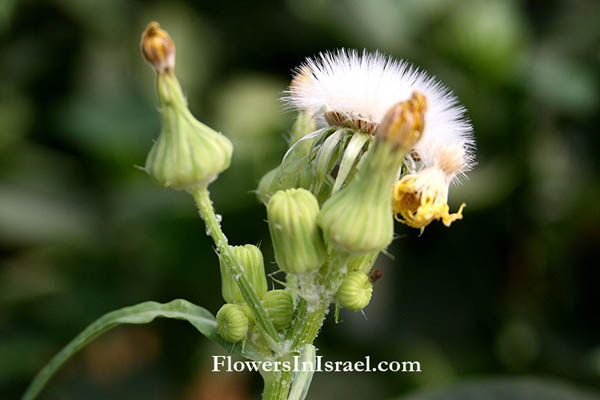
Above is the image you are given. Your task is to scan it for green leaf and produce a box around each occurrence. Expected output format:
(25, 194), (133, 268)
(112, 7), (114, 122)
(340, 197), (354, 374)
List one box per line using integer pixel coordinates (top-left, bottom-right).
(22, 299), (263, 400)
(398, 378), (599, 400)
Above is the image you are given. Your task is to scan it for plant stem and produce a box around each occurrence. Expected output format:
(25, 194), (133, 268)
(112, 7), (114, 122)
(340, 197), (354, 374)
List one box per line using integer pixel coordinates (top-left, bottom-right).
(195, 188), (357, 399)
(262, 369), (294, 400)
(291, 253), (350, 349)
(285, 298), (308, 341)
(193, 188), (281, 347)
(291, 302), (329, 349)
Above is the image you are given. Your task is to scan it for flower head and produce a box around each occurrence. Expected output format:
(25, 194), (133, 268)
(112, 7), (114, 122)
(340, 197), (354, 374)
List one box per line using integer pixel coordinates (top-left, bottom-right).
(285, 49), (475, 175)
(287, 50), (475, 229)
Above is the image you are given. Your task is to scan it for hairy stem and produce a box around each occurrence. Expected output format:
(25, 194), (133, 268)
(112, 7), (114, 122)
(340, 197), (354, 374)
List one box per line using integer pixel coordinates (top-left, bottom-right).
(291, 253), (351, 349)
(286, 297), (308, 341)
(193, 188), (281, 347)
(291, 303), (329, 349)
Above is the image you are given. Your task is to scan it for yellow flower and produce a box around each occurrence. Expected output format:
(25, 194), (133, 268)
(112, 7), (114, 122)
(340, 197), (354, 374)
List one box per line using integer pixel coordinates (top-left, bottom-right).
(393, 167), (465, 229)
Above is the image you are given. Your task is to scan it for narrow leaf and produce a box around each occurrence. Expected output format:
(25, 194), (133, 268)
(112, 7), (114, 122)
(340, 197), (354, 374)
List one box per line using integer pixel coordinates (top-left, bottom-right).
(23, 299), (263, 400)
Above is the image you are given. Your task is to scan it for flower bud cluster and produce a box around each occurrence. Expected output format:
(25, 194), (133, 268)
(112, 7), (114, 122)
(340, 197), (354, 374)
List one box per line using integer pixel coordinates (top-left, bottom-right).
(216, 245), (296, 343)
(139, 29), (476, 349)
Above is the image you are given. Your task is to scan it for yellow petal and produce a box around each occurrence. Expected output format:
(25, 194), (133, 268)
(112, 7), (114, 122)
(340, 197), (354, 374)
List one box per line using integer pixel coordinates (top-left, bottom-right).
(392, 169), (465, 229)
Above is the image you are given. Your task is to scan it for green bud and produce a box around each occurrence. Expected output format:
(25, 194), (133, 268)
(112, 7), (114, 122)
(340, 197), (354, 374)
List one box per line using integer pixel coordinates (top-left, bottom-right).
(289, 109), (317, 145)
(145, 72), (233, 191)
(216, 303), (249, 342)
(318, 97), (426, 254)
(267, 189), (327, 274)
(262, 289), (294, 331)
(256, 110), (317, 204)
(257, 167), (280, 205)
(337, 271), (373, 311)
(219, 245), (268, 303)
(257, 164), (313, 205)
(317, 139), (405, 254)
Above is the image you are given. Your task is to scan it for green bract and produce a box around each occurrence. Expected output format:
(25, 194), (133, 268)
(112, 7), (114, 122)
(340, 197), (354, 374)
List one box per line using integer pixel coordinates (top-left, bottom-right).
(145, 73), (233, 191)
(348, 251), (379, 274)
(318, 139), (405, 254)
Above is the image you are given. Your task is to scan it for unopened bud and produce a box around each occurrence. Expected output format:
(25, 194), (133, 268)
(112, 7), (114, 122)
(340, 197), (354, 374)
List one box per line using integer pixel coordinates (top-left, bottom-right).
(337, 271), (373, 311)
(219, 245), (268, 304)
(141, 22), (175, 74)
(216, 303), (249, 343)
(377, 91), (427, 149)
(262, 290), (294, 331)
(318, 137), (404, 254)
(256, 164), (313, 205)
(256, 109), (317, 205)
(267, 189), (327, 274)
(145, 72), (232, 191)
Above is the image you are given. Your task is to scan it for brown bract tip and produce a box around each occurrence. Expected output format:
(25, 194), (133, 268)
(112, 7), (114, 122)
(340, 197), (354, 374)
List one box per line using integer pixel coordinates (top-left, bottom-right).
(141, 22), (175, 74)
(377, 91), (427, 149)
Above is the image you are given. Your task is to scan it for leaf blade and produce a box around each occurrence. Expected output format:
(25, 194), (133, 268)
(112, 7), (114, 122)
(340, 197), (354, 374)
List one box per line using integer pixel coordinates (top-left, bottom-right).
(22, 299), (262, 400)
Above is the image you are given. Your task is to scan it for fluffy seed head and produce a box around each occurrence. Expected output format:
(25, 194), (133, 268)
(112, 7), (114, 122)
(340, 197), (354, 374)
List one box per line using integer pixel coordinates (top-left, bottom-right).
(285, 49), (475, 177)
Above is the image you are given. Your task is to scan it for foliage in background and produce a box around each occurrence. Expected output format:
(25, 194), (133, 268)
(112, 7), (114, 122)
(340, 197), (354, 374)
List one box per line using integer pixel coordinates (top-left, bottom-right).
(1, 0), (599, 399)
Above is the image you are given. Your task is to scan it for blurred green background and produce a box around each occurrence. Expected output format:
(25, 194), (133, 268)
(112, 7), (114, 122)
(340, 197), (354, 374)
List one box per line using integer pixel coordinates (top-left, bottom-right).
(1, 0), (599, 399)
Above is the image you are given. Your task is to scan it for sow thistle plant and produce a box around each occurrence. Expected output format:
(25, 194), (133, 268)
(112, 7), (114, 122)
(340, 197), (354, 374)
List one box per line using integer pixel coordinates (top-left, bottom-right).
(23, 22), (475, 400)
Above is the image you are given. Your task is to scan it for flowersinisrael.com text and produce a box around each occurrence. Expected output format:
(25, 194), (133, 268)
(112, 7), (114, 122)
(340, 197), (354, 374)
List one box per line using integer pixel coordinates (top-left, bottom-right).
(212, 355), (421, 373)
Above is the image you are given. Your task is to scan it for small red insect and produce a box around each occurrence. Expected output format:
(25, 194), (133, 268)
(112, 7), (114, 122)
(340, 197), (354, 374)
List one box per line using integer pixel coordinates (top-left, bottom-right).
(369, 269), (382, 283)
